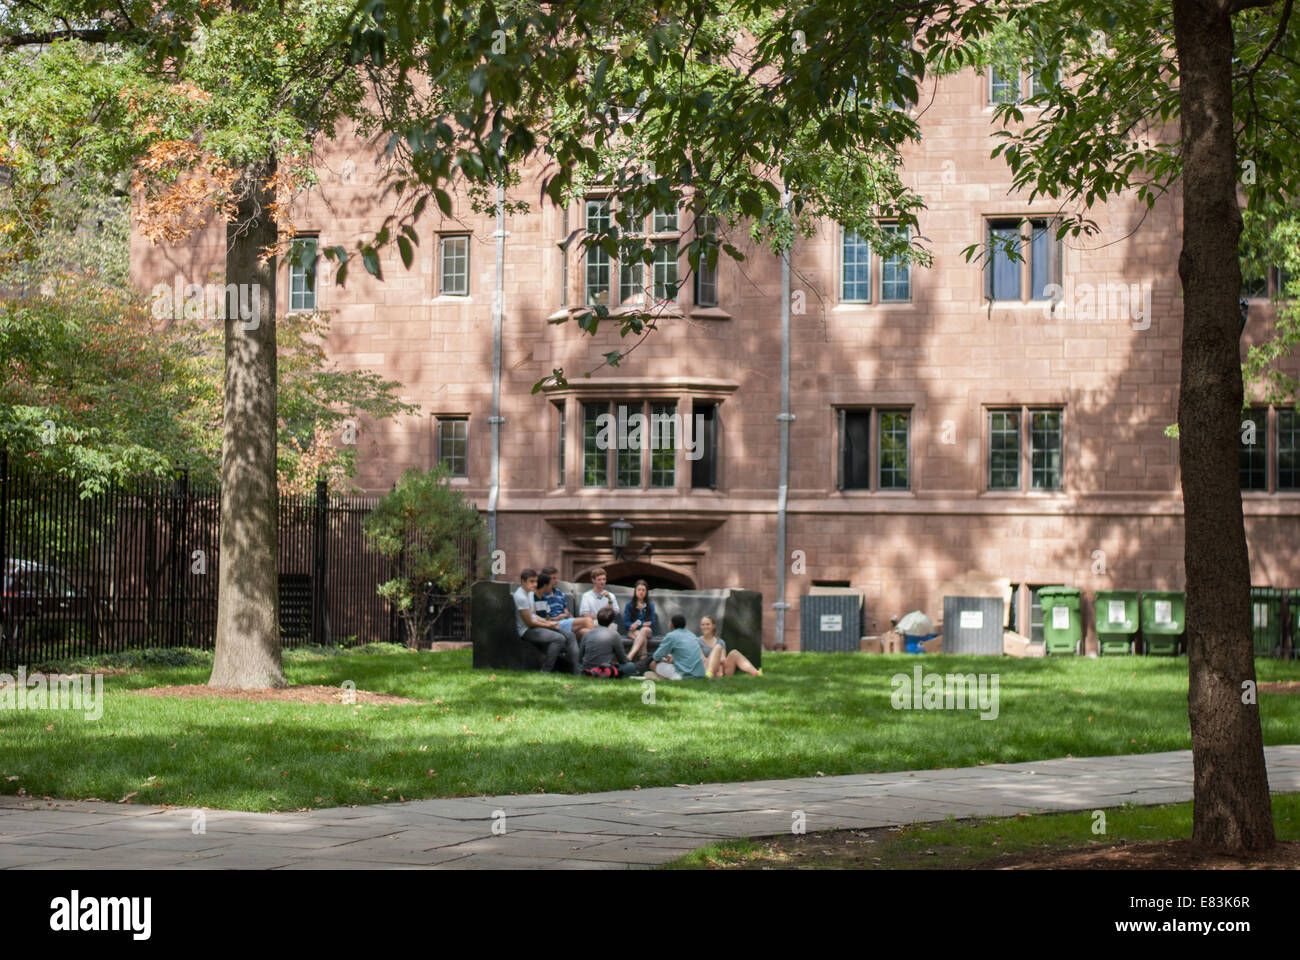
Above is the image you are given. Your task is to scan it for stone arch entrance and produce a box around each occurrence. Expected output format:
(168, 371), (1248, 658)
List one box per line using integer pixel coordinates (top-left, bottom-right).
(575, 560), (696, 590)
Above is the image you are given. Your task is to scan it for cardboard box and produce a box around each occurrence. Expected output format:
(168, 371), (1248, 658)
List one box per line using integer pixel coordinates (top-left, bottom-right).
(880, 633), (904, 654)
(1003, 629), (1046, 658)
(921, 635), (943, 654)
(860, 635), (883, 654)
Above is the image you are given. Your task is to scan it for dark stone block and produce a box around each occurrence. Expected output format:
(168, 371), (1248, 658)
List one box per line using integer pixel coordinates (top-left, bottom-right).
(471, 580), (543, 671)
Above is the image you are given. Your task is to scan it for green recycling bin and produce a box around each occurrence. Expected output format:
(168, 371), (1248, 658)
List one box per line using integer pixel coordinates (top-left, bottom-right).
(1251, 587), (1284, 657)
(1096, 589), (1139, 656)
(1039, 586), (1082, 655)
(1141, 590), (1185, 656)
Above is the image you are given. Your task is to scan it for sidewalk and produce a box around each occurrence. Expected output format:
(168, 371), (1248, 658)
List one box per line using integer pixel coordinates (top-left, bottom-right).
(3, 746), (1298, 869)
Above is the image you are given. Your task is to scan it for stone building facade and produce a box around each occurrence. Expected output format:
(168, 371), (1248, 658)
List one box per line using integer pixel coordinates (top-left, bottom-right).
(131, 64), (1300, 651)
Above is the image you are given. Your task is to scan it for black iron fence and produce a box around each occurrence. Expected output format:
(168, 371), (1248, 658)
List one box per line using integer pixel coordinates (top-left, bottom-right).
(0, 452), (475, 667)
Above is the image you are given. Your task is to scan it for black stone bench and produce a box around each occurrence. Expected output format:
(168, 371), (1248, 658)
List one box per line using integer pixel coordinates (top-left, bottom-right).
(470, 579), (762, 672)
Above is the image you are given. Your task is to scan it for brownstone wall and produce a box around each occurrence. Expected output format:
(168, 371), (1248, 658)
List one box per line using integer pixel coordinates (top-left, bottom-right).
(129, 67), (1300, 650)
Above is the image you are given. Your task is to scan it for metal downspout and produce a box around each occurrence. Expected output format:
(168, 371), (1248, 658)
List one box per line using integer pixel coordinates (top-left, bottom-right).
(775, 192), (794, 648)
(487, 175), (505, 555)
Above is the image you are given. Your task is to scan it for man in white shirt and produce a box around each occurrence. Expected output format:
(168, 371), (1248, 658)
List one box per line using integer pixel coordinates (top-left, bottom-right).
(579, 567), (621, 627)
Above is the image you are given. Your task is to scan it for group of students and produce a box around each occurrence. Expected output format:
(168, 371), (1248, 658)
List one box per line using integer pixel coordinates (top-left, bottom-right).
(511, 566), (761, 680)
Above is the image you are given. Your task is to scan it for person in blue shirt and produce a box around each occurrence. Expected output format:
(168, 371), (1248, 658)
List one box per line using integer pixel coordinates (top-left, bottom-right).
(646, 614), (707, 679)
(622, 580), (658, 660)
(536, 570), (595, 641)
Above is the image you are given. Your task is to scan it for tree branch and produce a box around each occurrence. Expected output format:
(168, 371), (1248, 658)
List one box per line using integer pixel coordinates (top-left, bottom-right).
(0, 28), (110, 47)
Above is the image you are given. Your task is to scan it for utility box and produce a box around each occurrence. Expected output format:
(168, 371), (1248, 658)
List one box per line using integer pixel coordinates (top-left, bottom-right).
(942, 596), (1004, 655)
(799, 593), (863, 652)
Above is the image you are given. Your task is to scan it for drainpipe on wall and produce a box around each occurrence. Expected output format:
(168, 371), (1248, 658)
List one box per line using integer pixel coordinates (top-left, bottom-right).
(774, 191), (795, 649)
(487, 174), (506, 560)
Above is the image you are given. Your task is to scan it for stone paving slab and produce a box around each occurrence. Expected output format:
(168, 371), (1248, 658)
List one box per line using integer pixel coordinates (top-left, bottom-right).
(1, 746), (1298, 869)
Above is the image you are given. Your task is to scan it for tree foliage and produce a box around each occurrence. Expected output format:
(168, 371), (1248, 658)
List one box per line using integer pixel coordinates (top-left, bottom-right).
(362, 465), (488, 648)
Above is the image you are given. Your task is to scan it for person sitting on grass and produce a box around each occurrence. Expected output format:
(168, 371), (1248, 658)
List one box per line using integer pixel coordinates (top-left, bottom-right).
(539, 566), (596, 640)
(645, 613), (708, 681)
(580, 607), (636, 677)
(699, 615), (762, 677)
(535, 570), (596, 641)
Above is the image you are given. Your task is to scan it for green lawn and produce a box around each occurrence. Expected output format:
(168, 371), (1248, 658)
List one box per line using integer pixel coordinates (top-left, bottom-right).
(1, 646), (1298, 812)
(663, 792), (1300, 869)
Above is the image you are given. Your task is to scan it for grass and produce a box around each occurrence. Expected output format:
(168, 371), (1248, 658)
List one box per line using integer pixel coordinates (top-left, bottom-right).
(0, 648), (1298, 812)
(664, 792), (1300, 869)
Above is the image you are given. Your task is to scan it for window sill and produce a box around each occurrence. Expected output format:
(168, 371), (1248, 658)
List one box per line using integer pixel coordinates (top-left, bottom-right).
(433, 294), (471, 303)
(981, 489), (1067, 497)
(613, 303), (684, 319)
(833, 302), (873, 311)
(689, 306), (731, 320)
(834, 488), (915, 496)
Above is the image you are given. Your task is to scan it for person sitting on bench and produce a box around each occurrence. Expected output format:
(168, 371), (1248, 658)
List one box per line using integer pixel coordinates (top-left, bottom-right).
(645, 613), (708, 680)
(579, 567), (622, 627)
(539, 566), (596, 640)
(622, 579), (658, 661)
(513, 568), (579, 674)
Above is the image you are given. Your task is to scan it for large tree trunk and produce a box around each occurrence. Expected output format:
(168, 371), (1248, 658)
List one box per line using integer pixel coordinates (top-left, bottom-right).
(1173, 0), (1273, 853)
(209, 159), (286, 689)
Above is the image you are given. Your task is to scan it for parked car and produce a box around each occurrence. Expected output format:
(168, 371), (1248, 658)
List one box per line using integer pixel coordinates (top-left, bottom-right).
(1, 559), (103, 646)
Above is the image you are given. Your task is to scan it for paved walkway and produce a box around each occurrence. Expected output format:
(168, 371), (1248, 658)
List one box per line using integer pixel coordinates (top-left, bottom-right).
(3, 747), (1298, 869)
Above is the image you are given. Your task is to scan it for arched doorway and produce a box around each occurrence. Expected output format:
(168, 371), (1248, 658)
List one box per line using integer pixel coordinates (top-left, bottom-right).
(580, 560), (696, 590)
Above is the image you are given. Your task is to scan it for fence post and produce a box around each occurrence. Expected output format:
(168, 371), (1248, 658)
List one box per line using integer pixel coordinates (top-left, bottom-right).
(313, 477), (330, 646)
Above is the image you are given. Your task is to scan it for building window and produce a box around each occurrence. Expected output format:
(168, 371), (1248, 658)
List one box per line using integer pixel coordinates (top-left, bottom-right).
(987, 218), (1060, 301)
(582, 401), (609, 487)
(585, 199), (613, 307)
(559, 206), (569, 308)
(839, 409), (871, 490)
(1279, 409), (1300, 491)
(691, 401), (719, 489)
(652, 241), (679, 303)
(1241, 261), (1269, 299)
(289, 236), (318, 312)
(580, 400), (681, 489)
(879, 224), (911, 302)
(837, 408), (911, 492)
(841, 228), (871, 302)
(1029, 60), (1060, 97)
(992, 62), (1058, 104)
(556, 403), (566, 487)
(1029, 409), (1063, 490)
(436, 417), (468, 477)
(878, 411), (910, 490)
(652, 207), (678, 233)
(439, 235), (469, 296)
(587, 198), (684, 309)
(989, 406), (1065, 492)
(1242, 262), (1293, 300)
(694, 212), (719, 307)
(1028, 586), (1047, 643)
(988, 409), (1022, 490)
(989, 64), (1020, 104)
(1240, 408), (1268, 491)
